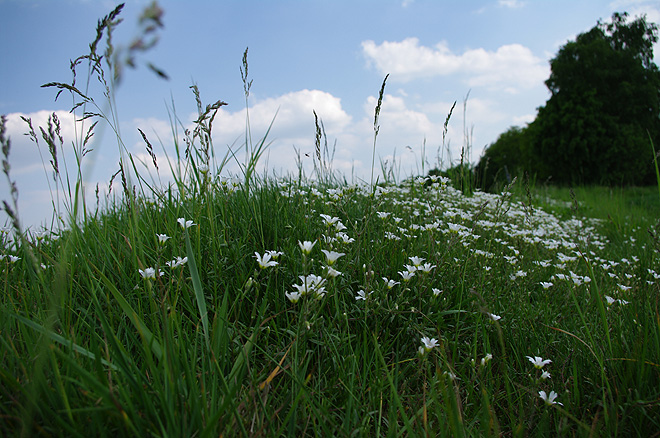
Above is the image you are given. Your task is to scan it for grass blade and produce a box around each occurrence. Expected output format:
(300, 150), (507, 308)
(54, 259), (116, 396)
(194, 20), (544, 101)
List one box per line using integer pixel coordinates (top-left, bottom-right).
(184, 228), (210, 348)
(94, 266), (163, 361)
(7, 311), (118, 371)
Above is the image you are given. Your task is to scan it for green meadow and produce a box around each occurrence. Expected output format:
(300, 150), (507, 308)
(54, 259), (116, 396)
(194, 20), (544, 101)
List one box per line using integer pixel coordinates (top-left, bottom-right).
(1, 4), (659, 437)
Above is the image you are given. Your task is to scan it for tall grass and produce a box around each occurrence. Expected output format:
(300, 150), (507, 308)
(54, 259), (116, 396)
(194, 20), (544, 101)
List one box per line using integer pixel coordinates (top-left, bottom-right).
(1, 3), (659, 437)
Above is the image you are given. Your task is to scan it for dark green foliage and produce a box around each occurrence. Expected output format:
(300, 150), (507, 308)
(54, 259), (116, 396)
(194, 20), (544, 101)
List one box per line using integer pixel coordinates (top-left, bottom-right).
(475, 126), (533, 191)
(532, 12), (660, 185)
(476, 12), (660, 189)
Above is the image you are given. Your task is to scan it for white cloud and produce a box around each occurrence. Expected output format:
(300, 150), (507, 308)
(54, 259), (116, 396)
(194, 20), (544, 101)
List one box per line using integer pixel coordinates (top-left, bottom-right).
(4, 110), (78, 173)
(192, 89), (353, 178)
(361, 38), (549, 93)
(609, 1), (660, 22)
(364, 94), (434, 135)
(1, 110), (88, 229)
(1, 89), (534, 227)
(204, 89), (452, 182)
(498, 0), (526, 8)
(212, 89), (351, 141)
(512, 113), (536, 126)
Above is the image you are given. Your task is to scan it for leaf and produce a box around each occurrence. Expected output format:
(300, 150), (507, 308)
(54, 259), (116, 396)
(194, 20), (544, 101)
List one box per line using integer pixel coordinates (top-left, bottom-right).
(7, 312), (118, 371)
(94, 267), (163, 361)
(184, 228), (210, 348)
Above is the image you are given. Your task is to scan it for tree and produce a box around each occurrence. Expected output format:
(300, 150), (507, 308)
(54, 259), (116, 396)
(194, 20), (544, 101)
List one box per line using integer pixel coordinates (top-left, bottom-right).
(532, 12), (660, 185)
(476, 126), (533, 191)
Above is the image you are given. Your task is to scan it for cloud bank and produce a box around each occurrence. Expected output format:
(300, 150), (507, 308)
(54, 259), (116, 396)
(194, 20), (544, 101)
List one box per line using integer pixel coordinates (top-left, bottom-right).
(361, 38), (549, 93)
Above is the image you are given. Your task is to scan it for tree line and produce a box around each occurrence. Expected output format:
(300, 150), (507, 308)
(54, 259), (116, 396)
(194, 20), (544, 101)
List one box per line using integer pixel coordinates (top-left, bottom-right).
(474, 12), (659, 190)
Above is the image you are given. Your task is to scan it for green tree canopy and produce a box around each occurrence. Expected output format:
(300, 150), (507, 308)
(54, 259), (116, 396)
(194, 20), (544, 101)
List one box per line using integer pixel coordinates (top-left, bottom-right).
(476, 126), (532, 191)
(532, 12), (660, 185)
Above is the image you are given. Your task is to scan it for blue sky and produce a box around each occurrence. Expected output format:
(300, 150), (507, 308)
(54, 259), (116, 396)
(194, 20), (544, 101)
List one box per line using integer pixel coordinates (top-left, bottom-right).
(1, 0), (659, 229)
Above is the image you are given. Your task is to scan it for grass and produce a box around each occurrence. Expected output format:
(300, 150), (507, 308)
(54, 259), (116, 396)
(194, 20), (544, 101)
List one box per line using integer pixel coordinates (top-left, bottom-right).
(530, 185), (660, 252)
(1, 3), (660, 436)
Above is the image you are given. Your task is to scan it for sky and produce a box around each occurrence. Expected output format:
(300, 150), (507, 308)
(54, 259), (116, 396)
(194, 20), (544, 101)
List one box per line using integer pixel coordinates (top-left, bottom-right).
(1, 0), (659, 230)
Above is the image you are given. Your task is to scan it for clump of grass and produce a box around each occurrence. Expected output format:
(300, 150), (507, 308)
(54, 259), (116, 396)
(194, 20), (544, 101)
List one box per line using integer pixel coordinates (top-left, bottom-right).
(1, 3), (660, 437)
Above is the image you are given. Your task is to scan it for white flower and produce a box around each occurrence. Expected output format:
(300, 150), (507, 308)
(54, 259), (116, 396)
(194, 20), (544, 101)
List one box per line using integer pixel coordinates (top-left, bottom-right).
(265, 250), (284, 259)
(326, 266), (342, 278)
(298, 240), (316, 255)
(177, 218), (196, 229)
(254, 252), (278, 269)
(383, 278), (400, 289)
(538, 390), (563, 406)
(320, 214), (340, 226)
(398, 270), (415, 282)
(514, 270), (527, 278)
(432, 288), (442, 296)
(409, 256), (425, 267)
(417, 262), (436, 273)
(540, 281), (553, 289)
(605, 295), (616, 306)
(481, 353), (493, 366)
(384, 231), (401, 241)
(355, 290), (371, 301)
(166, 256), (188, 268)
(448, 223), (463, 233)
(334, 221), (347, 231)
(157, 233), (171, 244)
(285, 291), (302, 303)
(421, 336), (439, 352)
(336, 232), (355, 244)
(376, 211), (390, 219)
(139, 267), (163, 279)
(526, 356), (552, 369)
(33, 230), (49, 241)
(488, 313), (501, 322)
(292, 274), (326, 297)
(321, 249), (345, 265)
(541, 370), (552, 380)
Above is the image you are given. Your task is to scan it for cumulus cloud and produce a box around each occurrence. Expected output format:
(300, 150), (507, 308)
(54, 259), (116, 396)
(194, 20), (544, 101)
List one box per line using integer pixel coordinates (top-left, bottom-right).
(212, 89), (351, 139)
(361, 38), (549, 93)
(364, 94), (434, 135)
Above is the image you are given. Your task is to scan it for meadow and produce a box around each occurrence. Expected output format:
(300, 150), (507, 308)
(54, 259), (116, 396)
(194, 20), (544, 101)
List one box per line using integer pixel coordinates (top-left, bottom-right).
(1, 4), (659, 437)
